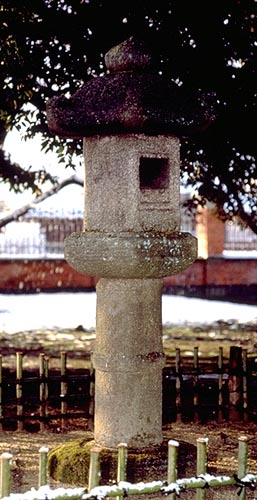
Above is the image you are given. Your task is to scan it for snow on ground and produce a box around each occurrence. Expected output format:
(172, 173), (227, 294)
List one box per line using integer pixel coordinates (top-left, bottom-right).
(0, 292), (256, 334)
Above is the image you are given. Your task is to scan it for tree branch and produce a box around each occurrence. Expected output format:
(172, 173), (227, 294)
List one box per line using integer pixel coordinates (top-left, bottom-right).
(0, 175), (83, 229)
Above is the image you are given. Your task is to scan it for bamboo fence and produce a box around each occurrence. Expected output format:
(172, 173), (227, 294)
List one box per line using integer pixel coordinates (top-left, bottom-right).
(1, 436), (257, 499)
(0, 346), (256, 430)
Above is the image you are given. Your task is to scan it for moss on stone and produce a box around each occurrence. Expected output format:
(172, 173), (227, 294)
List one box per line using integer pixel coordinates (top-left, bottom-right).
(48, 437), (95, 486)
(47, 437), (172, 486)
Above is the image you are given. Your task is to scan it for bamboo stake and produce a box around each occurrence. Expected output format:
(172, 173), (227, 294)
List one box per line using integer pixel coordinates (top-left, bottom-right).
(44, 357), (49, 420)
(39, 354), (49, 431)
(0, 356), (2, 431)
(0, 452), (12, 498)
(38, 446), (49, 488)
(237, 436), (249, 500)
(167, 440), (179, 500)
(117, 443), (127, 483)
(117, 443), (127, 500)
(88, 357), (95, 429)
(242, 349), (248, 412)
(60, 351), (67, 429)
(16, 352), (23, 431)
(218, 347), (223, 404)
(175, 348), (181, 421)
(193, 347), (199, 420)
(88, 447), (101, 491)
(196, 437), (208, 500)
(218, 347), (223, 421)
(228, 346), (243, 421)
(39, 354), (46, 431)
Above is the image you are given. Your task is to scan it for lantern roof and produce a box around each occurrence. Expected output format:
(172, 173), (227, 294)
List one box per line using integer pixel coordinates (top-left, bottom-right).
(47, 36), (216, 138)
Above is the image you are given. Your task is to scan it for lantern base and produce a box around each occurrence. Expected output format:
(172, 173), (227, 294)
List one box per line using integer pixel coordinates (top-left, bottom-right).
(48, 436), (197, 487)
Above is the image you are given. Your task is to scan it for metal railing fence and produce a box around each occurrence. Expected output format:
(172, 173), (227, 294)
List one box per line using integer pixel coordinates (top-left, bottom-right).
(224, 222), (257, 251)
(0, 208), (256, 256)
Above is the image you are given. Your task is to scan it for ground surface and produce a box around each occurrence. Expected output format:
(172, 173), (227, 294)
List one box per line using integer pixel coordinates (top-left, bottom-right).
(1, 422), (257, 497)
(0, 321), (257, 498)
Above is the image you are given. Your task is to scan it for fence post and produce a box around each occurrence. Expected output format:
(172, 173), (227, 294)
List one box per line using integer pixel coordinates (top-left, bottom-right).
(218, 346), (223, 411)
(88, 447), (101, 491)
(117, 443), (127, 483)
(0, 452), (12, 498)
(0, 355), (2, 431)
(242, 349), (248, 415)
(117, 443), (127, 500)
(39, 354), (46, 431)
(88, 356), (95, 430)
(39, 355), (49, 430)
(196, 437), (208, 500)
(44, 357), (49, 422)
(167, 440), (179, 500)
(193, 347), (199, 420)
(237, 436), (248, 500)
(16, 352), (23, 431)
(229, 346), (243, 421)
(38, 446), (49, 488)
(175, 348), (181, 422)
(60, 351), (68, 429)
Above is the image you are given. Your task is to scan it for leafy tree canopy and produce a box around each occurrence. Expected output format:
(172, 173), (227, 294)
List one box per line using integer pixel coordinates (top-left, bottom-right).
(0, 0), (256, 231)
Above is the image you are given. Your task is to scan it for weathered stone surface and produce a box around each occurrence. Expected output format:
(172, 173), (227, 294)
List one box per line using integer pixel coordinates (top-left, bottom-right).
(83, 134), (180, 233)
(46, 36), (216, 138)
(93, 278), (165, 448)
(46, 34), (206, 453)
(104, 36), (153, 73)
(64, 230), (197, 278)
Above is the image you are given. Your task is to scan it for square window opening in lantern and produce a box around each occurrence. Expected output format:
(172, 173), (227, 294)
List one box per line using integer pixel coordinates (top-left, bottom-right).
(139, 157), (169, 190)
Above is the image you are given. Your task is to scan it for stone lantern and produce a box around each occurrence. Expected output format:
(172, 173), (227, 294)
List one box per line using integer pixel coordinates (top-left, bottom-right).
(47, 36), (215, 449)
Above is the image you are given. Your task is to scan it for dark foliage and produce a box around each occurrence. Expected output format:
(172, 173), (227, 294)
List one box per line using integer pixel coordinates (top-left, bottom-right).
(0, 1), (256, 230)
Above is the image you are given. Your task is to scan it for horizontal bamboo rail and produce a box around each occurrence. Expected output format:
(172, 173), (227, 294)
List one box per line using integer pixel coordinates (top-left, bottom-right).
(0, 436), (257, 500)
(0, 351), (92, 430)
(0, 345), (255, 430)
(83, 436), (255, 499)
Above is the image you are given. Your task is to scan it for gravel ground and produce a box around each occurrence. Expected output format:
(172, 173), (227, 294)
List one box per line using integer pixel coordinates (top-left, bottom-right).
(0, 319), (257, 499)
(1, 421), (257, 499)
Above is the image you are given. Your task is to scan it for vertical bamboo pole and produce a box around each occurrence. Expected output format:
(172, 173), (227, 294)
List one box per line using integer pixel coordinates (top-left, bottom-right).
(175, 348), (181, 422)
(218, 347), (223, 421)
(237, 435), (248, 500)
(38, 446), (49, 488)
(44, 357), (49, 422)
(0, 452), (12, 498)
(196, 437), (208, 500)
(0, 356), (2, 431)
(88, 356), (95, 430)
(117, 443), (127, 500)
(242, 349), (248, 415)
(167, 440), (179, 500)
(16, 352), (23, 431)
(39, 354), (46, 431)
(60, 351), (67, 430)
(39, 355), (49, 431)
(218, 347), (223, 404)
(193, 347), (199, 420)
(117, 443), (127, 483)
(228, 346), (243, 421)
(88, 447), (101, 491)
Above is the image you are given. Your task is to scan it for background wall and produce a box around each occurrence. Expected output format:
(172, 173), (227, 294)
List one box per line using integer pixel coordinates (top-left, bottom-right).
(0, 257), (256, 304)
